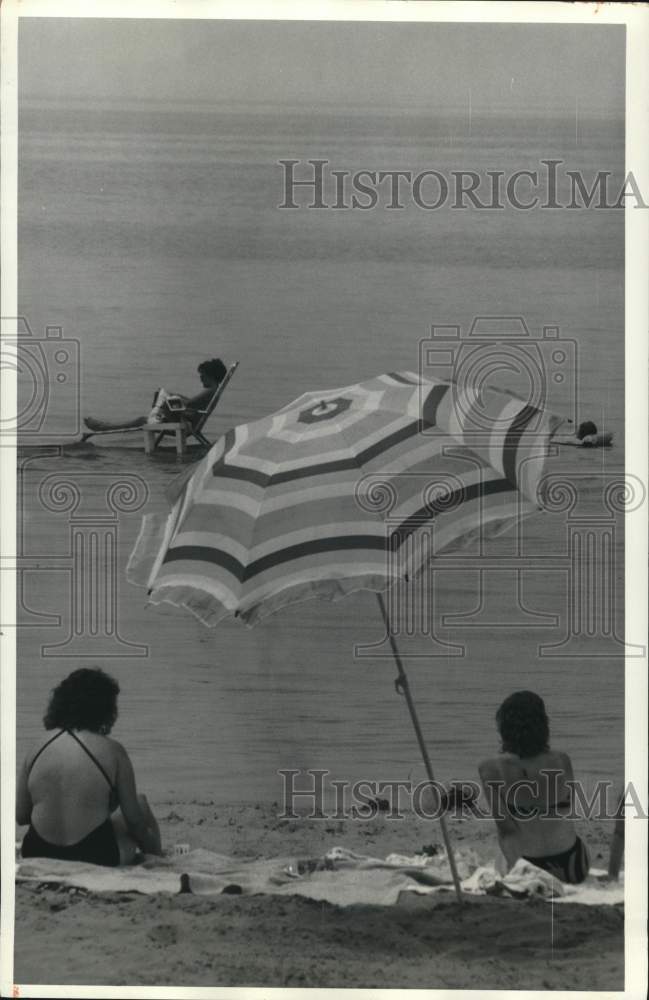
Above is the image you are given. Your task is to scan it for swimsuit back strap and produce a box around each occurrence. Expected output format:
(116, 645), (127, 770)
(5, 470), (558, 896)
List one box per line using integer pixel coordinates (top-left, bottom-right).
(65, 729), (117, 793)
(26, 729), (66, 777)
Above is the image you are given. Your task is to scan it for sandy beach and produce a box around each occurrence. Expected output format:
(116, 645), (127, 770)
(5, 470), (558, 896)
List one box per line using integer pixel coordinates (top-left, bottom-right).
(14, 802), (623, 989)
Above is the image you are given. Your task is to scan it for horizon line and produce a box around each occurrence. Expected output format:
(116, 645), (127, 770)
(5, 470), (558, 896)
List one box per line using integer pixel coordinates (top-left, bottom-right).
(18, 95), (624, 118)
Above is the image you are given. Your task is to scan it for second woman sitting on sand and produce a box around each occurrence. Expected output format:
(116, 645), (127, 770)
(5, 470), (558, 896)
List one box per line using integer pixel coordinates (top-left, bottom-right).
(478, 690), (589, 885)
(17, 668), (162, 867)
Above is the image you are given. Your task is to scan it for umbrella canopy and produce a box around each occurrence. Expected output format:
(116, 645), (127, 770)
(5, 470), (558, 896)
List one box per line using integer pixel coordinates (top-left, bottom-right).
(128, 371), (561, 625)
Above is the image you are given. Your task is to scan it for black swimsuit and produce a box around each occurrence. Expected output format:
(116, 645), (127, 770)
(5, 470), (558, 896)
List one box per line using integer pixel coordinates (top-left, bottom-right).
(504, 766), (587, 884)
(21, 729), (120, 868)
(523, 836), (590, 885)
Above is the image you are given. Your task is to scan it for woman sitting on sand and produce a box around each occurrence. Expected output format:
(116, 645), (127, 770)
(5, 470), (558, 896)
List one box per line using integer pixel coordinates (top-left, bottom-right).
(478, 690), (589, 884)
(17, 668), (162, 867)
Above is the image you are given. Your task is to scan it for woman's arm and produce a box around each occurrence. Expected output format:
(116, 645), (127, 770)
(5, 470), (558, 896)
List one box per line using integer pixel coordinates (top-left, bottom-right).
(554, 433), (613, 448)
(15, 757), (33, 826)
(478, 759), (521, 870)
(185, 388), (215, 412)
(553, 751), (576, 808)
(554, 436), (582, 447)
(114, 743), (162, 855)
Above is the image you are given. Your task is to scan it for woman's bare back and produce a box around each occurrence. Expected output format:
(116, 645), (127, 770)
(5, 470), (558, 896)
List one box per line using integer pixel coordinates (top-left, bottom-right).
(25, 730), (118, 845)
(480, 749), (577, 859)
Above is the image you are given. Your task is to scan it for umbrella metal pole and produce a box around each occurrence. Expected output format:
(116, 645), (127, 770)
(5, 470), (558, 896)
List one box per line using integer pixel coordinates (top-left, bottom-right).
(376, 592), (463, 903)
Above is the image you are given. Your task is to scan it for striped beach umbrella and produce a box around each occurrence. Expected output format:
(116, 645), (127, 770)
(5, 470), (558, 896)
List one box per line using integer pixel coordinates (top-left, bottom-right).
(128, 370), (560, 626)
(128, 370), (561, 901)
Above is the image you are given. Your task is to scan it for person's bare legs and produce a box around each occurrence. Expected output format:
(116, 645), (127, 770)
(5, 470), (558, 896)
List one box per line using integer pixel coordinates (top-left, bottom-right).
(84, 415), (147, 433)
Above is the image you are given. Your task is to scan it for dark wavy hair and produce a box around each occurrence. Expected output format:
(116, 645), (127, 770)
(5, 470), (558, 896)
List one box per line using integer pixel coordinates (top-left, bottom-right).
(198, 358), (226, 383)
(496, 690), (550, 759)
(577, 420), (598, 440)
(43, 668), (119, 733)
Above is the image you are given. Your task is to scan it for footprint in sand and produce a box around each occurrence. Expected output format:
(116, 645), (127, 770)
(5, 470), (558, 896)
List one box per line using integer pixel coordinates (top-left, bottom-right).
(147, 923), (179, 946)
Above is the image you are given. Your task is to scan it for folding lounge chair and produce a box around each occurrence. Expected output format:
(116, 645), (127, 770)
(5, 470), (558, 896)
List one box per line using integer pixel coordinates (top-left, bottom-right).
(143, 360), (239, 456)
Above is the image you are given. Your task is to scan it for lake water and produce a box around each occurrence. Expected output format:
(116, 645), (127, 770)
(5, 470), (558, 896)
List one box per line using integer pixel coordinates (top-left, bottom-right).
(16, 101), (625, 805)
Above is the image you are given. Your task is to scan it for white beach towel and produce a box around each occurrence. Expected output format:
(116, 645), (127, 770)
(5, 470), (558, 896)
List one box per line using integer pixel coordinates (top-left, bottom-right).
(403, 858), (624, 906)
(15, 845), (624, 907)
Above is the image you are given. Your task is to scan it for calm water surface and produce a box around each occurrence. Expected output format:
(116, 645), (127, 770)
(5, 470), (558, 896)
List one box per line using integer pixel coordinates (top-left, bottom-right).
(17, 102), (625, 803)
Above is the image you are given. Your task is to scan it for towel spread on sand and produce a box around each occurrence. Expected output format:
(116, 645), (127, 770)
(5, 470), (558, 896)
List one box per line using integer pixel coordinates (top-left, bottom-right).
(15, 845), (624, 907)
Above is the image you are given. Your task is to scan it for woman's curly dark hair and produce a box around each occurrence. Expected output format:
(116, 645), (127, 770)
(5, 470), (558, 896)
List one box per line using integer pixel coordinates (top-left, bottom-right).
(496, 690), (550, 759)
(43, 668), (119, 733)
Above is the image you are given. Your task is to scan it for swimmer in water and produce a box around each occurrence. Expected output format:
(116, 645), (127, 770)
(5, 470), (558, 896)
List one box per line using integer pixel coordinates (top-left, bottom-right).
(555, 420), (613, 448)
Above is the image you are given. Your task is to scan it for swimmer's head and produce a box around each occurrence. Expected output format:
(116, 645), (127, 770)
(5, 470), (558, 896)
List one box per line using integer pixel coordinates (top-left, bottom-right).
(577, 420), (598, 440)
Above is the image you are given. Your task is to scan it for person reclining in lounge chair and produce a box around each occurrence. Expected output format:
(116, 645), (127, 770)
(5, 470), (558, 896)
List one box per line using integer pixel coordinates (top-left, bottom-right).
(83, 358), (227, 433)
